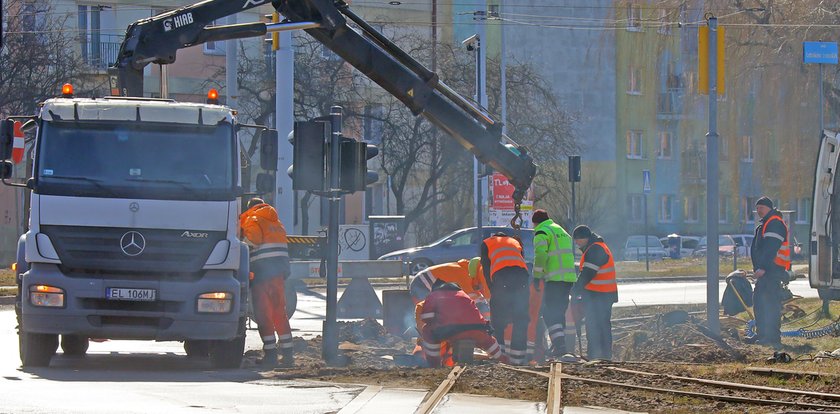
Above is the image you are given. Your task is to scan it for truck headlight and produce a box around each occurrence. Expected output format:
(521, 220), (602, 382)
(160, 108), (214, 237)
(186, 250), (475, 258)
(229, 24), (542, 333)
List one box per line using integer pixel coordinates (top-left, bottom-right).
(30, 285), (65, 307)
(197, 292), (232, 313)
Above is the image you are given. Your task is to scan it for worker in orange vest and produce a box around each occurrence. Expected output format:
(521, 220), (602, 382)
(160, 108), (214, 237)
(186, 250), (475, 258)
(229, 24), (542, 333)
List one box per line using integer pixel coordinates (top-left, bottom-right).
(749, 196), (790, 347)
(240, 198), (293, 368)
(571, 225), (618, 361)
(409, 258), (491, 318)
(481, 232), (530, 365)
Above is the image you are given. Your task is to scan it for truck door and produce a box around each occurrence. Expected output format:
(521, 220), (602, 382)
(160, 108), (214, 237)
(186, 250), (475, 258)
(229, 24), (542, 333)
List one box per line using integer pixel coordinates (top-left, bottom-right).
(810, 130), (840, 289)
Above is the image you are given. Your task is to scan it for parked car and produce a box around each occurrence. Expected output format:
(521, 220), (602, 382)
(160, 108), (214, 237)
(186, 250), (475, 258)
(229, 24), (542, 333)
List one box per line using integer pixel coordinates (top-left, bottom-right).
(378, 226), (534, 274)
(658, 236), (701, 258)
(692, 235), (737, 257)
(729, 234), (754, 258)
(623, 235), (668, 261)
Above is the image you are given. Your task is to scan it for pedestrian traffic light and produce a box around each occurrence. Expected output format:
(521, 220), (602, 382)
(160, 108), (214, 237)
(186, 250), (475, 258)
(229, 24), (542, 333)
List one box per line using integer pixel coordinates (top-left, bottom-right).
(288, 120), (328, 192)
(259, 129), (278, 171)
(337, 138), (379, 193)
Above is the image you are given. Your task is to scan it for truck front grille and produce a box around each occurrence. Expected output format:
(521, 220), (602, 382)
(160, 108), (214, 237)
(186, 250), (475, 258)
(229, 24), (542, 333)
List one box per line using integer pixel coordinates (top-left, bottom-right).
(41, 225), (224, 274)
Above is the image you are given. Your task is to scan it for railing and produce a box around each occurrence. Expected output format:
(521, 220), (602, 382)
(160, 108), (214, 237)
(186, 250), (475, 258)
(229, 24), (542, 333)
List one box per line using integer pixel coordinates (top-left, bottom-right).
(80, 34), (124, 70)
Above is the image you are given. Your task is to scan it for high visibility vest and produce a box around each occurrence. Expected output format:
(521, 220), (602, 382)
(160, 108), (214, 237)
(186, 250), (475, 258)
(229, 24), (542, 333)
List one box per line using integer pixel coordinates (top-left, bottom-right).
(580, 242), (617, 293)
(762, 216), (791, 271)
(418, 260), (489, 300)
(484, 236), (527, 277)
(533, 219), (577, 282)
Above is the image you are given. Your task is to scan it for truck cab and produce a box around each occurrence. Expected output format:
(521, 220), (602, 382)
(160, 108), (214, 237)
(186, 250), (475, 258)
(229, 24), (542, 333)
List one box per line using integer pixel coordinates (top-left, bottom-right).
(1, 92), (256, 368)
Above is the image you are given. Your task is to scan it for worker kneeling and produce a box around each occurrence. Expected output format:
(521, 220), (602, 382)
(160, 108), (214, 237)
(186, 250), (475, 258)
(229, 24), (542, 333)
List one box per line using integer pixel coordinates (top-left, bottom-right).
(419, 280), (508, 367)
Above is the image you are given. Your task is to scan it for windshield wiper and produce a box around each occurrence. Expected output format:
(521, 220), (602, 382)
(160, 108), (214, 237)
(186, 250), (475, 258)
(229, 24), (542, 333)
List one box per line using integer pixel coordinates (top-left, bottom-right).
(43, 175), (117, 196)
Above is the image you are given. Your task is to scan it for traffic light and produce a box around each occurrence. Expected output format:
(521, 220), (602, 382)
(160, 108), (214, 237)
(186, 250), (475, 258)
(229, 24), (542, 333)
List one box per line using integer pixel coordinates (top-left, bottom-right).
(259, 129), (279, 171)
(337, 138), (379, 193)
(288, 120), (328, 192)
(568, 155), (581, 182)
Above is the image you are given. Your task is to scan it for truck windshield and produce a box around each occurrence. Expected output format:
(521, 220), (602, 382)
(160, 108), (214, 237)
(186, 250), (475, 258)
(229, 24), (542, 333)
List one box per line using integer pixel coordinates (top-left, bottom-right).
(36, 120), (235, 201)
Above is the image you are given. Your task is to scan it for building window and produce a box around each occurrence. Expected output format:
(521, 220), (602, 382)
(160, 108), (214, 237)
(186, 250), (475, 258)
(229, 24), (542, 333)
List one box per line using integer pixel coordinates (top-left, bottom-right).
(626, 130), (644, 159)
(796, 198), (810, 224)
(364, 105), (385, 145)
(743, 196), (757, 223)
(656, 131), (672, 159)
(203, 20), (226, 55)
(627, 3), (642, 31)
(719, 136), (729, 160)
(719, 198), (729, 224)
(741, 135), (754, 162)
(657, 9), (671, 34)
(627, 66), (642, 94)
(684, 196), (700, 223)
(659, 194), (674, 223)
(628, 194), (644, 223)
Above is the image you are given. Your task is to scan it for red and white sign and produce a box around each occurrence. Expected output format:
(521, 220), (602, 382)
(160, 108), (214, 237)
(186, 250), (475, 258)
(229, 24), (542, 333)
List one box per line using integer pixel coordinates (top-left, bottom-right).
(12, 121), (24, 164)
(491, 172), (516, 210)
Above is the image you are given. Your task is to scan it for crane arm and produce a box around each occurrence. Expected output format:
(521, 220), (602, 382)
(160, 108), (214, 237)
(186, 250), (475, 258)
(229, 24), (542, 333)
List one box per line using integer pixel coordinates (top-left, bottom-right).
(111, 0), (537, 219)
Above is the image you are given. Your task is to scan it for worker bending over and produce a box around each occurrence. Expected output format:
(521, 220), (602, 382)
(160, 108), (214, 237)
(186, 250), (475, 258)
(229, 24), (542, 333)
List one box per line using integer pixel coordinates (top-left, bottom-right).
(418, 280), (507, 367)
(410, 258), (491, 319)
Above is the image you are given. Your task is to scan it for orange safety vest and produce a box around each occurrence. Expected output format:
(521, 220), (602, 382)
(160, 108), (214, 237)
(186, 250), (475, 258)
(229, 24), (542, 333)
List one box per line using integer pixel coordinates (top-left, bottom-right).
(423, 260), (489, 301)
(484, 236), (527, 276)
(762, 216), (791, 271)
(580, 242), (617, 293)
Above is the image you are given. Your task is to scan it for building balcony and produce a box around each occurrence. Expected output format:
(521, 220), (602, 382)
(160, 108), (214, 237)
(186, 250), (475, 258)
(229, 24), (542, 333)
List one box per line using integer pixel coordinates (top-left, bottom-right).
(656, 89), (685, 120)
(80, 34), (124, 72)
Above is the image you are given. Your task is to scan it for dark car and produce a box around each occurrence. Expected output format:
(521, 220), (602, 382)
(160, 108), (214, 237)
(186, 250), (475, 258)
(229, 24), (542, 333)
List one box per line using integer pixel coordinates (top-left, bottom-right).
(378, 226), (535, 274)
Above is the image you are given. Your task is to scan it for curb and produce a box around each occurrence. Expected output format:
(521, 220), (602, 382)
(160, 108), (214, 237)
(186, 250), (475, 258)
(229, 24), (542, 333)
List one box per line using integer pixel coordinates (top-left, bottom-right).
(0, 296), (15, 305)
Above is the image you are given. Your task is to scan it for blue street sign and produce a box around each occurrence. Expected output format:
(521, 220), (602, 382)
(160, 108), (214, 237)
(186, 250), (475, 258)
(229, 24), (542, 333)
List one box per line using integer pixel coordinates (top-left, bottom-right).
(803, 42), (839, 64)
(642, 170), (651, 194)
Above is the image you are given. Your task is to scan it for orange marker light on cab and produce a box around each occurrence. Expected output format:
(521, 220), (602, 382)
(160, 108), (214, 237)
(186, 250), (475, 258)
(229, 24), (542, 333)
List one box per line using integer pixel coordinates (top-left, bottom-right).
(207, 88), (219, 104)
(61, 83), (74, 97)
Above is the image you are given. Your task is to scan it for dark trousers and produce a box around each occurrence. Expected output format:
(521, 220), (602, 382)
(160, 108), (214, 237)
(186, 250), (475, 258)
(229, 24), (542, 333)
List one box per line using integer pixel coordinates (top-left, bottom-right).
(489, 267), (530, 364)
(753, 273), (783, 344)
(543, 281), (573, 353)
(583, 291), (613, 360)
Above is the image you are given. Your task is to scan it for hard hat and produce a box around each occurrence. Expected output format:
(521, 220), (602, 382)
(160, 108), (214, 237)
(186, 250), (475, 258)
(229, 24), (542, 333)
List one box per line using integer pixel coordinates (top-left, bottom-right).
(468, 257), (481, 278)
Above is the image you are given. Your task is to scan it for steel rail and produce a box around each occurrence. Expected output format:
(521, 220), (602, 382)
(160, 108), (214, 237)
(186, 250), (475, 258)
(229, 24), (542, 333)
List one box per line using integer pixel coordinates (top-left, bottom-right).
(499, 365), (840, 411)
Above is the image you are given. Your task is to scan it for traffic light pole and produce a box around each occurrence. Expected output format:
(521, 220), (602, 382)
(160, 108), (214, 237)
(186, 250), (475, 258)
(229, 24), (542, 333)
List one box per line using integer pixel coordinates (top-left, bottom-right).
(705, 16), (721, 337)
(323, 105), (343, 365)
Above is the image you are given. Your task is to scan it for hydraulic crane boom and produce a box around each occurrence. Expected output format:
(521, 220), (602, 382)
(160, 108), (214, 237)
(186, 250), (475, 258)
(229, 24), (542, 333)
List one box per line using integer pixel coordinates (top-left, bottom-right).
(111, 0), (537, 221)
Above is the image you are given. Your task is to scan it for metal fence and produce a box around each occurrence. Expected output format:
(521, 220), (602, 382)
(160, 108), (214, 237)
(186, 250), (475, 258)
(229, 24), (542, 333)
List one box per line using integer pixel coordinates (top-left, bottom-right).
(80, 34), (123, 70)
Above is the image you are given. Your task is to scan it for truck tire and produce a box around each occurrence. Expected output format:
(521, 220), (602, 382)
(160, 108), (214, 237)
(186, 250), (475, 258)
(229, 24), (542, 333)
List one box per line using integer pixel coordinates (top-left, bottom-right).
(60, 335), (89, 356)
(19, 332), (58, 367)
(184, 340), (211, 358)
(209, 319), (246, 369)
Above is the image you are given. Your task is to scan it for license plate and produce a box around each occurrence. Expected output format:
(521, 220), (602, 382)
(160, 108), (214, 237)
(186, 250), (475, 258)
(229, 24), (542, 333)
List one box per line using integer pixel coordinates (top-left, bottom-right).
(106, 288), (156, 301)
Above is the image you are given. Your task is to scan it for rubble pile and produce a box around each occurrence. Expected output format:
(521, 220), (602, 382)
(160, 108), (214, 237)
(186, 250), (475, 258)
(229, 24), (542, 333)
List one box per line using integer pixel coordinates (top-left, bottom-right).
(615, 312), (748, 363)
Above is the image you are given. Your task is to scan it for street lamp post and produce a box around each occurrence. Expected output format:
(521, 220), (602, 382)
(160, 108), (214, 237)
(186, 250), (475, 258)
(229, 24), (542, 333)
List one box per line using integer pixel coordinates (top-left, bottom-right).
(464, 26), (487, 232)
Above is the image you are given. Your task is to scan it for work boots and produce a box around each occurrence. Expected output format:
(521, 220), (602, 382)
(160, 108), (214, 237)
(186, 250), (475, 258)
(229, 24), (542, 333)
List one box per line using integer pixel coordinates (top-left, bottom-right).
(279, 348), (294, 368)
(258, 348), (278, 368)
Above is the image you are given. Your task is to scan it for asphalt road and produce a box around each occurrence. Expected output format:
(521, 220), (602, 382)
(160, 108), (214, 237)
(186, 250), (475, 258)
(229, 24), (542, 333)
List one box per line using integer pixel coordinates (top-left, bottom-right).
(0, 278), (822, 413)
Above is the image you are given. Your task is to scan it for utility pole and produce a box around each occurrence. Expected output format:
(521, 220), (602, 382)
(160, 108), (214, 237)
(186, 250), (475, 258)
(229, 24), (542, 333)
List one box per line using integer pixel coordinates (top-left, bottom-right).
(475, 11), (487, 231)
(323, 106), (343, 365)
(705, 16), (721, 336)
(225, 15), (238, 109)
(275, 24), (294, 228)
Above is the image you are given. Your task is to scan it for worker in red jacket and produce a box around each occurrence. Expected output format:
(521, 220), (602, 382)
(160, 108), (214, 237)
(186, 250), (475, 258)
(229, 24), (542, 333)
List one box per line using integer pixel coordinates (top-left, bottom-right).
(418, 280), (508, 367)
(240, 198), (293, 368)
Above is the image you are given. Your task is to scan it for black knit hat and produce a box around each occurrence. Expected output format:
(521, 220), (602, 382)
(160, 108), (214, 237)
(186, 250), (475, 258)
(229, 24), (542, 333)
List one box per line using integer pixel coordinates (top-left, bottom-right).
(532, 209), (550, 224)
(755, 196), (774, 209)
(573, 225), (592, 240)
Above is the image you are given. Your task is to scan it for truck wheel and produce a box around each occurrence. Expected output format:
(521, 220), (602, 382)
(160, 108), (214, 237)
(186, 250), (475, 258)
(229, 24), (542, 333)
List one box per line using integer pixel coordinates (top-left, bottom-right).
(60, 335), (89, 356)
(285, 280), (299, 318)
(184, 340), (211, 358)
(19, 332), (58, 367)
(209, 319), (246, 369)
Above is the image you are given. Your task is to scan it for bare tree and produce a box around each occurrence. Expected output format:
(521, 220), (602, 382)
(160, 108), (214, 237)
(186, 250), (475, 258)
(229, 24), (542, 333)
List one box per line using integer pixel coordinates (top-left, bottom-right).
(0, 0), (92, 116)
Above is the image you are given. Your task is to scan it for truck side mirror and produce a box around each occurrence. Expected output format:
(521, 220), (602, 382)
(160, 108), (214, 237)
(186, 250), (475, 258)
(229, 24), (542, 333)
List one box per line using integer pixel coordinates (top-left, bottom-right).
(0, 161), (13, 180)
(255, 173), (275, 194)
(260, 129), (279, 171)
(0, 120), (14, 160)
